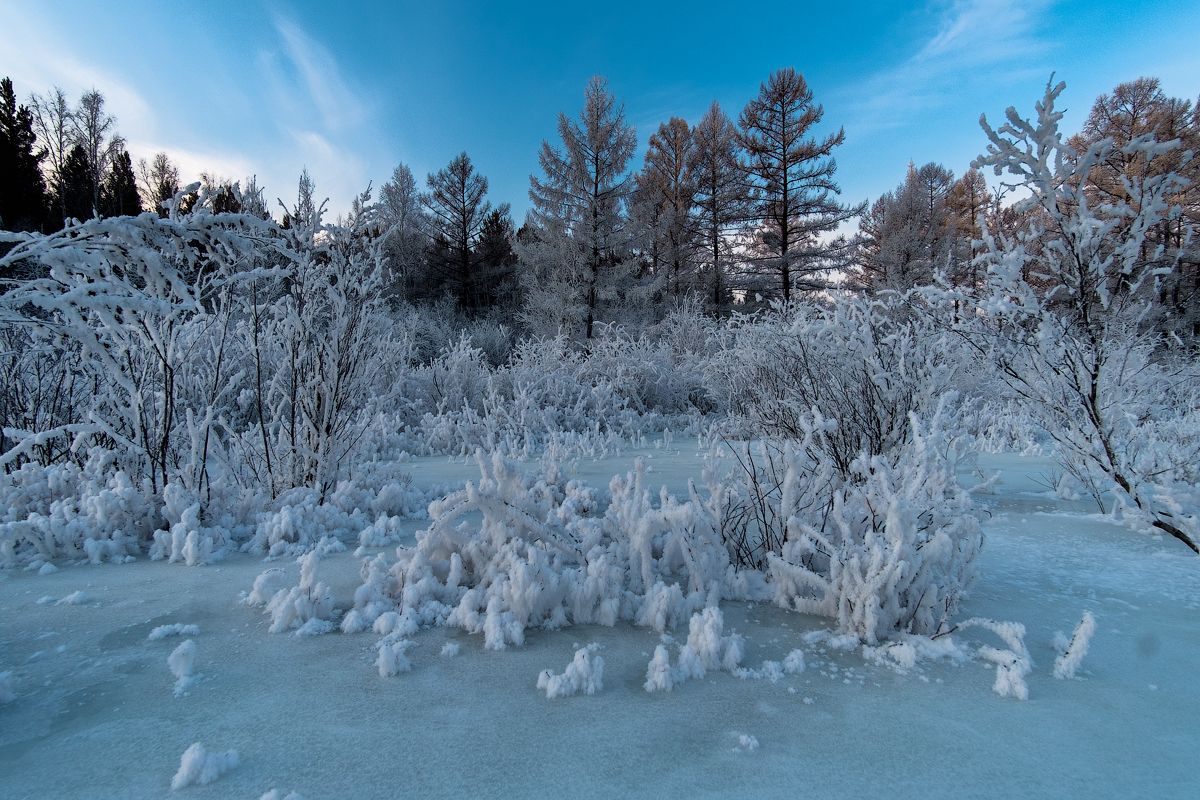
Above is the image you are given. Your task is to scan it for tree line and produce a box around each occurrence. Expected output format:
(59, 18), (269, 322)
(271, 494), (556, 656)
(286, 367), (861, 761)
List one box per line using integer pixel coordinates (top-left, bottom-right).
(2, 71), (1196, 339)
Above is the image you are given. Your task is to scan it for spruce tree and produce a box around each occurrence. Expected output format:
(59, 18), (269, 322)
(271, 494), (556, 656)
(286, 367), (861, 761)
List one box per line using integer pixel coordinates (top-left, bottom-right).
(0, 77), (48, 232)
(100, 148), (141, 217)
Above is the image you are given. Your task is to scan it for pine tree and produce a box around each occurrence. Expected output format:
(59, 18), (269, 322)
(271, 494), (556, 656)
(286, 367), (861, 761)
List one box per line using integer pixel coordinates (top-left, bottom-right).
(100, 148), (141, 217)
(687, 101), (748, 312)
(739, 68), (862, 301)
(524, 76), (637, 339)
(420, 152), (493, 312)
(0, 77), (48, 232)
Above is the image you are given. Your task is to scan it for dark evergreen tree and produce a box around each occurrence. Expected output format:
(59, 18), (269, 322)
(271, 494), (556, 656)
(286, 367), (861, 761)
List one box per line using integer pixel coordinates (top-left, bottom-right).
(100, 148), (141, 217)
(56, 143), (95, 224)
(0, 77), (48, 232)
(474, 206), (520, 309)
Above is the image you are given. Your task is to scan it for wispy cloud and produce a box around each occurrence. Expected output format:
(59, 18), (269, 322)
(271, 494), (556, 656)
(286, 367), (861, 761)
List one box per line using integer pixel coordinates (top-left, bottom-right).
(839, 0), (1053, 134)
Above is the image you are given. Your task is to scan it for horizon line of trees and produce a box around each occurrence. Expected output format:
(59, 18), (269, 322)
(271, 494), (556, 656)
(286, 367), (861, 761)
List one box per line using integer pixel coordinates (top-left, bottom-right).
(2, 71), (1196, 339)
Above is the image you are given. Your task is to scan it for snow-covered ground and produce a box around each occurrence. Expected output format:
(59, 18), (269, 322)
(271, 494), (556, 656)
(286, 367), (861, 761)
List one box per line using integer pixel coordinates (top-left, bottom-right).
(0, 447), (1196, 799)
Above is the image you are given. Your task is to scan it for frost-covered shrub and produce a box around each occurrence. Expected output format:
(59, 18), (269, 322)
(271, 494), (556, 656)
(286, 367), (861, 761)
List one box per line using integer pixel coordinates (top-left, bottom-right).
(171, 742), (238, 790)
(168, 640), (198, 696)
(642, 606), (744, 692)
(0, 451), (157, 567)
(768, 401), (983, 644)
(956, 618), (1032, 700)
(347, 451), (765, 652)
(257, 549), (337, 635)
(933, 78), (1200, 553)
(537, 643), (605, 698)
(1054, 611), (1097, 680)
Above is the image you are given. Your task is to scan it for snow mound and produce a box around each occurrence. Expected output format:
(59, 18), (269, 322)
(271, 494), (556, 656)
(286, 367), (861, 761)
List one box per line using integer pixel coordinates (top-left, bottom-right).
(537, 643), (604, 698)
(170, 742), (238, 790)
(260, 791), (304, 800)
(440, 642), (460, 657)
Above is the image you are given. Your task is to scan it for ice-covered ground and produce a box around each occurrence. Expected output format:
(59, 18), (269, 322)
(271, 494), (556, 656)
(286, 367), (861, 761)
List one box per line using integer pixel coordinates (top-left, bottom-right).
(0, 447), (1196, 799)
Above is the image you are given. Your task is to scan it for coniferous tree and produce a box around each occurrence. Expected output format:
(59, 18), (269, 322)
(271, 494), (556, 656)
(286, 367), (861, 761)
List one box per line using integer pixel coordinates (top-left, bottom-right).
(523, 76), (637, 339)
(379, 163), (428, 304)
(474, 206), (520, 310)
(56, 143), (95, 223)
(0, 77), (48, 232)
(100, 148), (141, 217)
(739, 68), (862, 300)
(420, 152), (492, 312)
(687, 101), (749, 312)
(632, 117), (698, 301)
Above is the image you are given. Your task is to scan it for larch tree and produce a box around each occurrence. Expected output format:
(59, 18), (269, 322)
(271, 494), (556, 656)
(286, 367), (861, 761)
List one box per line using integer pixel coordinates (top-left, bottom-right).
(687, 100), (748, 312)
(524, 75), (637, 339)
(632, 117), (698, 301)
(421, 152), (492, 312)
(1070, 78), (1200, 338)
(738, 68), (862, 301)
(852, 163), (954, 293)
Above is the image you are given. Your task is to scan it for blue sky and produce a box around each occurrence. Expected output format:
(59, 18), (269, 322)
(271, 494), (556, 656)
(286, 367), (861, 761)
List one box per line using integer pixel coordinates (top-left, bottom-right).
(2, 0), (1197, 220)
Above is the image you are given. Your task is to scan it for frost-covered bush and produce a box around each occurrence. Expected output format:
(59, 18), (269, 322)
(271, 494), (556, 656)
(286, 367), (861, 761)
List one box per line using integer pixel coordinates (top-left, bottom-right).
(0, 450), (157, 567)
(168, 640), (198, 696)
(934, 78), (1200, 553)
(537, 643), (605, 698)
(768, 401), (984, 644)
(643, 606), (744, 692)
(1054, 611), (1097, 680)
(171, 742), (238, 790)
(252, 548), (338, 635)
(345, 451), (766, 652)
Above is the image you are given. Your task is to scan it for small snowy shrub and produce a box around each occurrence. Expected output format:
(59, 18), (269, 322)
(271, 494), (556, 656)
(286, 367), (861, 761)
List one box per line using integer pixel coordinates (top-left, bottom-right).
(957, 618), (1032, 700)
(643, 607), (744, 692)
(537, 643), (605, 698)
(170, 742), (238, 790)
(262, 550), (336, 635)
(149, 624), (200, 641)
(767, 400), (984, 644)
(168, 640), (198, 696)
(1054, 611), (1097, 680)
(376, 637), (414, 676)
